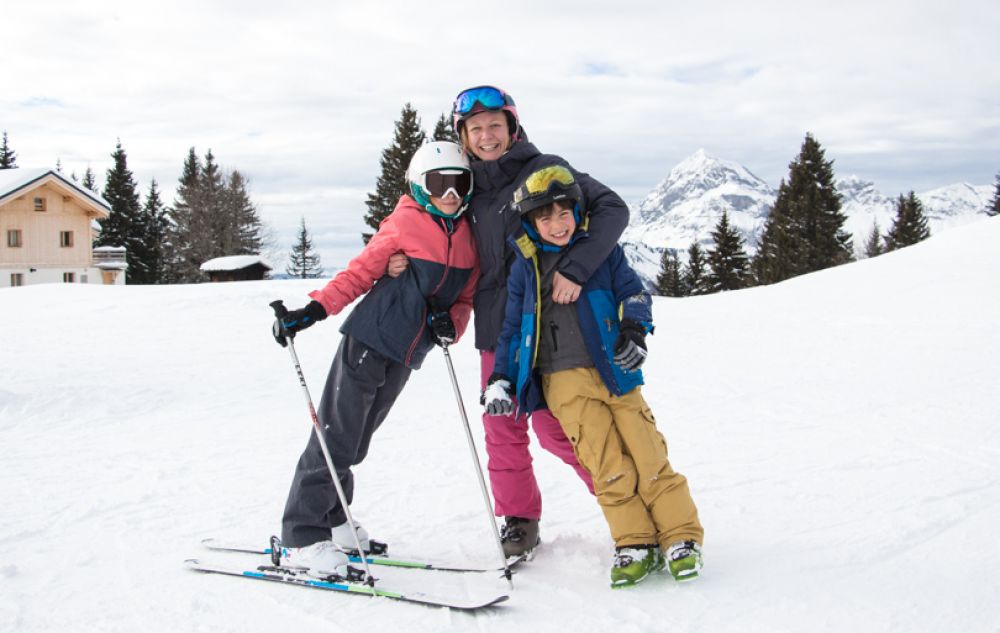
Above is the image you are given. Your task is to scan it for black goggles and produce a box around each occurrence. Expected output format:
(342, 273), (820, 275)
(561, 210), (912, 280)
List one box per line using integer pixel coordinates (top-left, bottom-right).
(424, 169), (473, 198)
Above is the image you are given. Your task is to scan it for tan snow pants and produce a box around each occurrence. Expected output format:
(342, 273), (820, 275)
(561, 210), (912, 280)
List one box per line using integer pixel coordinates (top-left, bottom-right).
(542, 367), (703, 549)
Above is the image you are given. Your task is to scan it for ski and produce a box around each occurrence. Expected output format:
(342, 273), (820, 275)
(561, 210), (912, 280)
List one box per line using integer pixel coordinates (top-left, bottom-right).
(200, 537), (527, 573)
(185, 559), (509, 610)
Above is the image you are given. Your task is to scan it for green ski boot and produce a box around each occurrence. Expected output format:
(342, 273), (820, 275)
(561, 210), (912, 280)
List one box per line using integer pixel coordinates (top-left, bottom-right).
(665, 540), (703, 581)
(610, 545), (664, 588)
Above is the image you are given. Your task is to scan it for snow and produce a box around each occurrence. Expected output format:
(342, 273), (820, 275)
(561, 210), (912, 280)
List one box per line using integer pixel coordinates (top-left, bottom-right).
(2, 216), (1000, 632)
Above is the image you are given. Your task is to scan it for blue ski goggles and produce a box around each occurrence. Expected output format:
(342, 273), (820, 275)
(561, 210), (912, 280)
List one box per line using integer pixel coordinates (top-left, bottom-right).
(453, 85), (516, 116)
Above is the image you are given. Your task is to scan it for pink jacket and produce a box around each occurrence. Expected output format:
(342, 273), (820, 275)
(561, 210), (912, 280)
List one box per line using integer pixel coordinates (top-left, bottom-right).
(309, 195), (479, 368)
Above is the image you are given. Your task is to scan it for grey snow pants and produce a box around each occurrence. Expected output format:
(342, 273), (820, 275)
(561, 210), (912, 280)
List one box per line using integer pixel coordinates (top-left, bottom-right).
(281, 334), (411, 548)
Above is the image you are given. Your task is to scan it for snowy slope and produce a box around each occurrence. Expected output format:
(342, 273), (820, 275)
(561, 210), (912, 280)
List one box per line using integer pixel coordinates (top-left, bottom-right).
(2, 217), (1000, 633)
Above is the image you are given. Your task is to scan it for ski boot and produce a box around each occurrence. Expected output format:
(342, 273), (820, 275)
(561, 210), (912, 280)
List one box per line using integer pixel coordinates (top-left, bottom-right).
(610, 544), (664, 588)
(665, 540), (703, 581)
(331, 521), (388, 556)
(500, 516), (540, 559)
(279, 540), (352, 578)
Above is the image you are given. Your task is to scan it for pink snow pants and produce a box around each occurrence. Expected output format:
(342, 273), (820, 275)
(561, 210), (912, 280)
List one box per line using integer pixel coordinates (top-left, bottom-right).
(480, 351), (595, 519)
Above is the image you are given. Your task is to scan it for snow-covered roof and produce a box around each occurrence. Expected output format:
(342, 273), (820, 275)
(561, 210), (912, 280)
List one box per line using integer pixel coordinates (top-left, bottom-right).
(199, 255), (273, 272)
(0, 167), (112, 213)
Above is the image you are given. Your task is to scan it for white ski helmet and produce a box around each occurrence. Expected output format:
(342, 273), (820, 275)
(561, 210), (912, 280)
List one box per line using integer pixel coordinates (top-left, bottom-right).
(406, 141), (474, 219)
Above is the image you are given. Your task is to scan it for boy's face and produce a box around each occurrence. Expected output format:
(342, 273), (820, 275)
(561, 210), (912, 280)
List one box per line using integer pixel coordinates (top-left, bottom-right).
(532, 203), (576, 247)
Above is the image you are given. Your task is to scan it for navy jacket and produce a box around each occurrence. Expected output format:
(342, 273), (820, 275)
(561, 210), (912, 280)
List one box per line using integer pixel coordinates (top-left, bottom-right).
(494, 228), (653, 414)
(467, 141), (629, 351)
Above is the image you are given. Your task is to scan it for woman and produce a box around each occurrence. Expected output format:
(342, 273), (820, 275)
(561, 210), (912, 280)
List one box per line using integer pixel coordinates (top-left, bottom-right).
(392, 86), (629, 557)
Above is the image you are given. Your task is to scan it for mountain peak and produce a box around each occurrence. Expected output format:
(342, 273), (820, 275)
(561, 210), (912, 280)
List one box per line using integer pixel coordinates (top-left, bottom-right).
(622, 155), (993, 290)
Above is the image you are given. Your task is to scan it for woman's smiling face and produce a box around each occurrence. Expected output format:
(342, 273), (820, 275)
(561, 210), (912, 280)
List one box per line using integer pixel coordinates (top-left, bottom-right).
(463, 110), (510, 161)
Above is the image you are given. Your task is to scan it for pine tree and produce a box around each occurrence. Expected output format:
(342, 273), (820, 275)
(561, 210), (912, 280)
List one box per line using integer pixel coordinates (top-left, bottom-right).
(706, 210), (750, 292)
(164, 148), (264, 283)
(226, 171), (263, 255)
(363, 103), (426, 242)
(986, 172), (1000, 217)
(863, 220), (884, 258)
(752, 134), (853, 284)
(432, 113), (459, 142)
(0, 130), (17, 169)
(165, 148), (206, 283)
(96, 141), (146, 283)
(884, 191), (931, 251)
(751, 182), (797, 285)
(683, 242), (709, 296)
(82, 167), (98, 192)
(655, 249), (686, 297)
(200, 149), (227, 259)
(286, 217), (324, 278)
(137, 180), (170, 284)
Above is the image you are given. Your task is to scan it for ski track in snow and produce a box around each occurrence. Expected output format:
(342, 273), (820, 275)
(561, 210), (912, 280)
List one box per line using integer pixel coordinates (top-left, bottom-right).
(1, 217), (999, 632)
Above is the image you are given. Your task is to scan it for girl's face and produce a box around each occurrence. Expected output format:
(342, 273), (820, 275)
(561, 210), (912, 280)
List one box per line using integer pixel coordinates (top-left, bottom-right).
(463, 111), (510, 161)
(429, 192), (462, 216)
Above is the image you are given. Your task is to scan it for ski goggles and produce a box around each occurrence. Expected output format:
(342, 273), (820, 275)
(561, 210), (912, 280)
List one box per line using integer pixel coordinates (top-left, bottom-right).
(453, 85), (516, 117)
(512, 165), (578, 212)
(423, 169), (473, 199)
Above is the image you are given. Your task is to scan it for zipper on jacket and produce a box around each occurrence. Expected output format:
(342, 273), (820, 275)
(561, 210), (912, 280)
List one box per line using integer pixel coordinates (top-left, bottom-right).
(405, 230), (454, 366)
(530, 253), (542, 368)
(549, 321), (559, 352)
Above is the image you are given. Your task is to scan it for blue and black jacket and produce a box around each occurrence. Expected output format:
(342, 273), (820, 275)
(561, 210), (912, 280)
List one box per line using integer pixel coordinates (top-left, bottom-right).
(493, 218), (653, 414)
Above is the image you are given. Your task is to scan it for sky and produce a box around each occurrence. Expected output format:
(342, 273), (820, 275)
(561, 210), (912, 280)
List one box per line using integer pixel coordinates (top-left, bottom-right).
(4, 0), (999, 269)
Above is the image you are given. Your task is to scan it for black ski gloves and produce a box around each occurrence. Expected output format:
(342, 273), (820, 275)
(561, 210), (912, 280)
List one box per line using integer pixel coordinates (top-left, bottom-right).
(613, 319), (648, 372)
(272, 300), (327, 347)
(427, 310), (456, 347)
(483, 373), (514, 416)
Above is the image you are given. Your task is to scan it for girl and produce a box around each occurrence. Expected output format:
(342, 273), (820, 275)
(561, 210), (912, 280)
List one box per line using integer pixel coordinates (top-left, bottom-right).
(272, 141), (479, 575)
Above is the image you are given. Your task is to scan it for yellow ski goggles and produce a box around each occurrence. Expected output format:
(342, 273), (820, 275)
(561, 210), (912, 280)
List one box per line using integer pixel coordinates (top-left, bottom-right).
(512, 165), (581, 215)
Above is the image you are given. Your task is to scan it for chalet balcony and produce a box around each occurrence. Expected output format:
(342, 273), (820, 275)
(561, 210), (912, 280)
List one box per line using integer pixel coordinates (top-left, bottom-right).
(92, 246), (127, 270)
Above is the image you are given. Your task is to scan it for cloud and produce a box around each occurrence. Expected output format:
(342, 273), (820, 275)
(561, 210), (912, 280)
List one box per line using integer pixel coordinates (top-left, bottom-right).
(6, 0), (999, 269)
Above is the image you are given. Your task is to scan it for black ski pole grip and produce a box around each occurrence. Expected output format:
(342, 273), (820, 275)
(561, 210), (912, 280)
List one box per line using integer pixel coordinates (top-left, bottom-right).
(270, 300), (289, 319)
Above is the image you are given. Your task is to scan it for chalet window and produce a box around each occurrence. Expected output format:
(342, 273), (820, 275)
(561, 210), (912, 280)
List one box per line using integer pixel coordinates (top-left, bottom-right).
(63, 272), (75, 283)
(10, 273), (24, 287)
(60, 231), (74, 247)
(34, 197), (46, 212)
(7, 230), (22, 247)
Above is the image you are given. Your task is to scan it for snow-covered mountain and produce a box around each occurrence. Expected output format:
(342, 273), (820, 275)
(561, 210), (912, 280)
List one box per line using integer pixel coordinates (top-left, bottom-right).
(621, 149), (774, 284)
(622, 150), (774, 249)
(838, 177), (992, 253)
(623, 150), (993, 284)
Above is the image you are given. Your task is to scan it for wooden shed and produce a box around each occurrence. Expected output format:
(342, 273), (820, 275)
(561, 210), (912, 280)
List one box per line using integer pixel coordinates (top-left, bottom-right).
(200, 255), (272, 282)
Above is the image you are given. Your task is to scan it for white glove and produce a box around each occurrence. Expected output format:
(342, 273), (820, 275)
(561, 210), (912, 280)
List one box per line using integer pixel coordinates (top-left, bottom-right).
(483, 377), (514, 417)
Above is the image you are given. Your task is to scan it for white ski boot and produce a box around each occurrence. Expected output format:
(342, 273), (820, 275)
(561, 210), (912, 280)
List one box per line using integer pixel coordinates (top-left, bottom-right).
(280, 540), (350, 578)
(331, 521), (388, 555)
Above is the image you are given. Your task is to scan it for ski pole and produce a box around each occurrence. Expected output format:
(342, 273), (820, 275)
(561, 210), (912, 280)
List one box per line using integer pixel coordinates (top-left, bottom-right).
(440, 344), (514, 589)
(269, 300), (376, 588)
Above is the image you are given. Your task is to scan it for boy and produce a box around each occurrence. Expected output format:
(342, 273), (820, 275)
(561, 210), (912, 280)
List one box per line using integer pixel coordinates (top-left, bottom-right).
(271, 141), (479, 576)
(483, 162), (704, 588)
